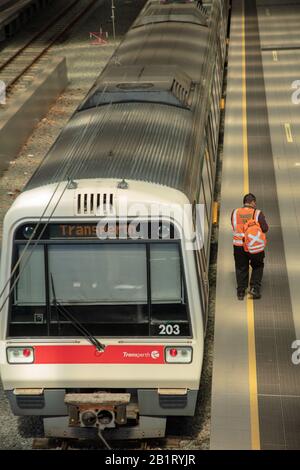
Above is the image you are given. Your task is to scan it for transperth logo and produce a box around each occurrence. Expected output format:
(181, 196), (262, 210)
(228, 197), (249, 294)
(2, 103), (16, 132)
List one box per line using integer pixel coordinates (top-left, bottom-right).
(151, 351), (160, 359)
(122, 351), (160, 359)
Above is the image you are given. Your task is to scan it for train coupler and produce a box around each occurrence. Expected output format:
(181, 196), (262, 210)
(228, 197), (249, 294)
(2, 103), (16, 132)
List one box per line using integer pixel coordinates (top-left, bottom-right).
(64, 392), (132, 430)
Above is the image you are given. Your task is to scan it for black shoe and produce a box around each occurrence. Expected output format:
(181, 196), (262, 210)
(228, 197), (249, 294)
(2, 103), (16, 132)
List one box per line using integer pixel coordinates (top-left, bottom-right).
(249, 287), (261, 299)
(237, 289), (246, 300)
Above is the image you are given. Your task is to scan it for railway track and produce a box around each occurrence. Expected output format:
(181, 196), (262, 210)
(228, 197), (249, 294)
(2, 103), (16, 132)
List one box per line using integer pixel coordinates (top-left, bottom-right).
(32, 436), (194, 450)
(0, 0), (99, 97)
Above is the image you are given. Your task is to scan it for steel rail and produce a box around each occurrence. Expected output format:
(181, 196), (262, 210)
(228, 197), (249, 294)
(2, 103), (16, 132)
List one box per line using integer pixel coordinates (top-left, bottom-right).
(0, 0), (99, 93)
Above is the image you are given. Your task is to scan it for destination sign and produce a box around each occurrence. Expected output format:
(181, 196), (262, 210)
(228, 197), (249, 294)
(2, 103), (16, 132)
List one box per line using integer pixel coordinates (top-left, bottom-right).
(16, 222), (179, 241)
(50, 223), (148, 239)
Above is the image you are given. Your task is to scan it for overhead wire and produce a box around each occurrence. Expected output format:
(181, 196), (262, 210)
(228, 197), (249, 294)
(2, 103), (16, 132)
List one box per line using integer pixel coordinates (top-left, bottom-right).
(0, 82), (113, 313)
(0, 39), (130, 314)
(0, 5), (166, 317)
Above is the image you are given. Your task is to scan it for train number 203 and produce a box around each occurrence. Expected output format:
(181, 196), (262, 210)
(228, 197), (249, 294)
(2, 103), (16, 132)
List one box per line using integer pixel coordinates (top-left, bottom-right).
(158, 324), (180, 335)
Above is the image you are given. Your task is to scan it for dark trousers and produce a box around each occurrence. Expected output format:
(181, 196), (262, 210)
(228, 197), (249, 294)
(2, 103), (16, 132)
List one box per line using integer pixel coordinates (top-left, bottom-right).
(234, 245), (265, 290)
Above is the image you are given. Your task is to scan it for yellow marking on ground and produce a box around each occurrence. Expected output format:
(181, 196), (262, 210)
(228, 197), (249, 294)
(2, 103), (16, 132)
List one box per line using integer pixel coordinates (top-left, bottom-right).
(213, 202), (219, 224)
(241, 1), (249, 195)
(247, 297), (260, 449)
(272, 51), (278, 62)
(220, 98), (225, 110)
(284, 123), (293, 143)
(242, 0), (261, 450)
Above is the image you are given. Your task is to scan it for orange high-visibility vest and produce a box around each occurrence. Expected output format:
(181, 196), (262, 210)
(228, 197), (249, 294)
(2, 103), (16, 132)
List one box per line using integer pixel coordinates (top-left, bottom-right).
(232, 207), (261, 246)
(243, 219), (267, 254)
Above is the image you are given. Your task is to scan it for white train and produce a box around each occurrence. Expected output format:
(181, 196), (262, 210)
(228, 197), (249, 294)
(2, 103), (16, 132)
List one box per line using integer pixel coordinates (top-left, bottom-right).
(0, 0), (229, 441)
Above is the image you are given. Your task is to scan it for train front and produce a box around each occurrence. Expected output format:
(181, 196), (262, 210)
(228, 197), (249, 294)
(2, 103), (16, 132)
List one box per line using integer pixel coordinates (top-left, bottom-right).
(0, 182), (204, 440)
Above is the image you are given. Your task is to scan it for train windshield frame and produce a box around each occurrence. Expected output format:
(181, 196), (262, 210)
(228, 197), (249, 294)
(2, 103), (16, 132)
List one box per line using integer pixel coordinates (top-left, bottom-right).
(8, 222), (192, 339)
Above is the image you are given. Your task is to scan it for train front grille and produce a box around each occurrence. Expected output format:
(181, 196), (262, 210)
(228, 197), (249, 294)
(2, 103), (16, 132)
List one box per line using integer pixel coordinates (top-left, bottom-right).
(16, 395), (45, 409)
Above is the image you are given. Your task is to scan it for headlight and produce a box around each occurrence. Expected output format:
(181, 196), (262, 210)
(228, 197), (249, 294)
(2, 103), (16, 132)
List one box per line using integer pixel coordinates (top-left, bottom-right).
(7, 347), (34, 364)
(23, 225), (35, 239)
(165, 347), (193, 364)
(158, 223), (171, 239)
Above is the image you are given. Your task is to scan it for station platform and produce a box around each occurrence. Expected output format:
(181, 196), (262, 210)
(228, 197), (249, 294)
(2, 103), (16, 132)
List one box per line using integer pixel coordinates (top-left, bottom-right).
(210, 0), (300, 450)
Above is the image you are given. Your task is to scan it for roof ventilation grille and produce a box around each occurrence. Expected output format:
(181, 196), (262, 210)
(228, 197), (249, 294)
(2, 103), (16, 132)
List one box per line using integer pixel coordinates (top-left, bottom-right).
(171, 78), (191, 107)
(196, 3), (208, 16)
(76, 192), (114, 216)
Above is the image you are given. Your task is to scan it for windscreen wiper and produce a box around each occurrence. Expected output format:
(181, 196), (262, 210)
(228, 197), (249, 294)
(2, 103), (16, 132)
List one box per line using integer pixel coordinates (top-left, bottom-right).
(50, 274), (105, 352)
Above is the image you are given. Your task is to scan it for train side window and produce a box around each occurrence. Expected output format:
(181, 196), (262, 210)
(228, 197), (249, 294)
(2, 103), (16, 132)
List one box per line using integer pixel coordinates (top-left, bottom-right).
(14, 246), (45, 304)
(212, 79), (220, 137)
(217, 71), (221, 96)
(202, 159), (212, 218)
(194, 248), (208, 324)
(218, 25), (225, 61)
(211, 95), (218, 136)
(211, 86), (217, 119)
(214, 72), (221, 104)
(210, 107), (214, 139)
(204, 130), (214, 189)
(199, 184), (209, 255)
(206, 121), (215, 162)
(214, 72), (221, 113)
(205, 146), (213, 191)
(215, 39), (222, 76)
(208, 114), (217, 154)
(150, 244), (182, 303)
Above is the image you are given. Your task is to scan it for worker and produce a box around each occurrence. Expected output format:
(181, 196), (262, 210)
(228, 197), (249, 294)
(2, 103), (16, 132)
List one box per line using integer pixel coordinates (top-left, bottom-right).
(231, 193), (269, 300)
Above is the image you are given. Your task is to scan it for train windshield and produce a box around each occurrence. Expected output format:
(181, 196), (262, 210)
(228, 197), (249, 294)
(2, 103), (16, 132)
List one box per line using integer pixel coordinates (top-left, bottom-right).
(9, 242), (191, 338)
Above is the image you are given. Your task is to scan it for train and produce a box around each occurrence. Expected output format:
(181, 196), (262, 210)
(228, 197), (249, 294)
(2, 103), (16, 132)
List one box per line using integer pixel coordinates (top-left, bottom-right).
(0, 0), (229, 442)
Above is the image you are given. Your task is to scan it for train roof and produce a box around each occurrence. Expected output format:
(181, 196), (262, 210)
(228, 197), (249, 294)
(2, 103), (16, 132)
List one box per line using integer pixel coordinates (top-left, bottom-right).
(107, 12), (208, 84)
(79, 65), (195, 110)
(133, 2), (208, 28)
(24, 1), (214, 200)
(25, 101), (193, 193)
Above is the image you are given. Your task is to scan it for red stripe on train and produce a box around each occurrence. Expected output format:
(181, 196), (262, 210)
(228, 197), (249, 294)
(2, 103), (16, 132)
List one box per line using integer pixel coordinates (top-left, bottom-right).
(34, 345), (165, 364)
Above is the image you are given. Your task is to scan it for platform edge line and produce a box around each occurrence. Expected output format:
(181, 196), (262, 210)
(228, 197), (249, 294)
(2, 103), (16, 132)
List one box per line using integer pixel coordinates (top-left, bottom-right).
(242, 0), (261, 451)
